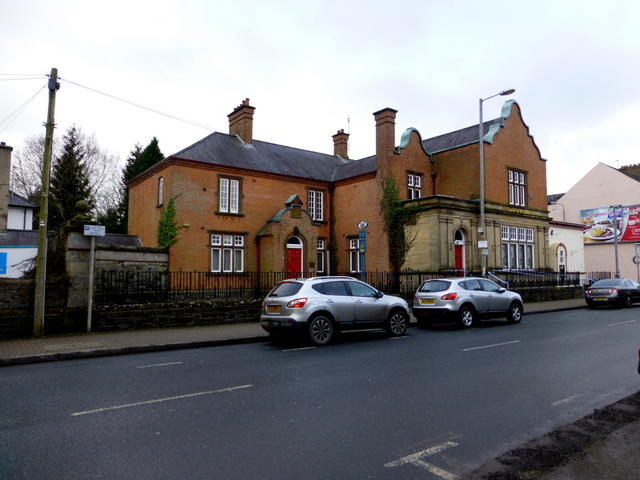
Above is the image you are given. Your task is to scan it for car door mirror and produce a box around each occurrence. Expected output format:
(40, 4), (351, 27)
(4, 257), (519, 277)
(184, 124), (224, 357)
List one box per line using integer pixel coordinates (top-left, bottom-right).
(498, 288), (506, 294)
(376, 291), (384, 299)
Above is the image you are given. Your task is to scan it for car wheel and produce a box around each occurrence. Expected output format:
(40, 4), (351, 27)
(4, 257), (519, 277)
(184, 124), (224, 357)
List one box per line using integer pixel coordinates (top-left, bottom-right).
(386, 310), (408, 336)
(308, 315), (333, 346)
(458, 305), (476, 328)
(506, 302), (523, 323)
(623, 295), (632, 308)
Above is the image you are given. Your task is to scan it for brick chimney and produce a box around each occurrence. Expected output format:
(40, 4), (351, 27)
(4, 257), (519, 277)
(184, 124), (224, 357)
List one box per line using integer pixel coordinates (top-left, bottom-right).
(373, 107), (397, 168)
(228, 98), (255, 144)
(0, 142), (12, 232)
(332, 129), (349, 159)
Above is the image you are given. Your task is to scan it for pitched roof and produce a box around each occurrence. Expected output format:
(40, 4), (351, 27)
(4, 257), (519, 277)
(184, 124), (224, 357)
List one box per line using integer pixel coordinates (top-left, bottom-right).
(422, 119), (503, 154)
(172, 132), (351, 182)
(9, 191), (37, 208)
(164, 108), (512, 183)
(0, 230), (38, 246)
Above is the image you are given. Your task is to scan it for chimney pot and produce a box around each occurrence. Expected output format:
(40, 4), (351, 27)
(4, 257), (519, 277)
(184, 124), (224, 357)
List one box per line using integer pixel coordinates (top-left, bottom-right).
(332, 129), (350, 159)
(228, 98), (256, 144)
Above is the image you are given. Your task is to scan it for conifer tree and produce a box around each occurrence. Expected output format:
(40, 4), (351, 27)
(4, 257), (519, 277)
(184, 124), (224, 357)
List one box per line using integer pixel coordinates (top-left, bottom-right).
(132, 137), (164, 178)
(100, 143), (143, 234)
(49, 126), (93, 230)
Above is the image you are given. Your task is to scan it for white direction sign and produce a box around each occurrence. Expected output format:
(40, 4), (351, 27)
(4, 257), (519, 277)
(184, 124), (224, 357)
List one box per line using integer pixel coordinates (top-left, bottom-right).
(84, 225), (106, 237)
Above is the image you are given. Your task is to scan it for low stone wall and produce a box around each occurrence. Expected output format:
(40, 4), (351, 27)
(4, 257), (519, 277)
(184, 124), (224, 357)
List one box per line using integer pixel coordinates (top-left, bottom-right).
(515, 286), (584, 304)
(0, 278), (69, 339)
(94, 298), (263, 331)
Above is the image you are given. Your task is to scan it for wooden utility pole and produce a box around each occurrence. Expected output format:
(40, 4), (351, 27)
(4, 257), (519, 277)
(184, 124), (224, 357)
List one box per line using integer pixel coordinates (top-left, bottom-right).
(33, 68), (59, 337)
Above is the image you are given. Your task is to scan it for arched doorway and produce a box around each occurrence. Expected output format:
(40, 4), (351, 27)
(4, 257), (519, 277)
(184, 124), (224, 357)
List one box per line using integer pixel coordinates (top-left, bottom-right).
(286, 236), (304, 278)
(454, 229), (466, 275)
(556, 244), (567, 274)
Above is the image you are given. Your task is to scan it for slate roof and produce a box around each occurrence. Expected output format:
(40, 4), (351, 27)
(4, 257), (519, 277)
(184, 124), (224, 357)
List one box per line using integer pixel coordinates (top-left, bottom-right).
(167, 117), (506, 183)
(8, 191), (37, 208)
(547, 193), (565, 204)
(0, 230), (38, 246)
(97, 234), (144, 247)
(0, 232), (142, 247)
(423, 119), (502, 154)
(172, 132), (350, 182)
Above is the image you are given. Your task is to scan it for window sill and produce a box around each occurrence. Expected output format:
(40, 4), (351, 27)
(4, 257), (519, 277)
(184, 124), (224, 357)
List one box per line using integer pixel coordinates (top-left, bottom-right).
(215, 211), (245, 217)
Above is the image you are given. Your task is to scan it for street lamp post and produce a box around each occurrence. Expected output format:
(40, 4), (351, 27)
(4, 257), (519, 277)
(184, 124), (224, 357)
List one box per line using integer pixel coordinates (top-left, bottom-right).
(479, 88), (515, 276)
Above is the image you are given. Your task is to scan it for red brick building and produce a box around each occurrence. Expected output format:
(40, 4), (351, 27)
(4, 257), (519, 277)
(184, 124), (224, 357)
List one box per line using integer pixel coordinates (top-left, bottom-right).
(127, 98), (550, 275)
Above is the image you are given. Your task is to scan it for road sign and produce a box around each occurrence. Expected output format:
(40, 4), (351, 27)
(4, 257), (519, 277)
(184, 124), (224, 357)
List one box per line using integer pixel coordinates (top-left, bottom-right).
(84, 225), (106, 237)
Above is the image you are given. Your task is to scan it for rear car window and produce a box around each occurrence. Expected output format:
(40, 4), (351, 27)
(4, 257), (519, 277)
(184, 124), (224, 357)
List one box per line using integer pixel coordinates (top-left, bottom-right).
(460, 279), (481, 291)
(419, 280), (451, 293)
(268, 281), (303, 297)
(322, 281), (349, 296)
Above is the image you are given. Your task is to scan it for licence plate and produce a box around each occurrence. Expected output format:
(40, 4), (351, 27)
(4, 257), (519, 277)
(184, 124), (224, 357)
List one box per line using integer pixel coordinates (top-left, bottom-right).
(267, 305), (281, 313)
(420, 298), (436, 305)
(594, 297), (607, 301)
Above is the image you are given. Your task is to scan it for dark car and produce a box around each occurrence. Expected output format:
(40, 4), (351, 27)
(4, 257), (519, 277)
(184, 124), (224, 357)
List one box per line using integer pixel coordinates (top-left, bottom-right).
(412, 277), (524, 328)
(584, 278), (640, 308)
(261, 276), (409, 345)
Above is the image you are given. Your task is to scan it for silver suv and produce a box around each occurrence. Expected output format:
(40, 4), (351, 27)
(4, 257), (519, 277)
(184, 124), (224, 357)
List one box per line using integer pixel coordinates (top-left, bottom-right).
(261, 276), (410, 345)
(412, 277), (523, 328)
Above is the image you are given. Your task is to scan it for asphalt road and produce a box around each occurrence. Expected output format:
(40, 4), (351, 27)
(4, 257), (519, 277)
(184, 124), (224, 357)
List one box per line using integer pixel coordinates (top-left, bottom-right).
(1, 307), (639, 479)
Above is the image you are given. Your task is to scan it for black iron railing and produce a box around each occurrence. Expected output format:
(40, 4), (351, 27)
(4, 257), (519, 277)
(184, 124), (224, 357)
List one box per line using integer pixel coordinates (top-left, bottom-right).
(95, 269), (586, 306)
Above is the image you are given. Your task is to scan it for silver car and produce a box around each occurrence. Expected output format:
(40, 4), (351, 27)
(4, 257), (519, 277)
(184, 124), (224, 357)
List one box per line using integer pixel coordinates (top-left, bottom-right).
(261, 276), (410, 345)
(412, 277), (524, 328)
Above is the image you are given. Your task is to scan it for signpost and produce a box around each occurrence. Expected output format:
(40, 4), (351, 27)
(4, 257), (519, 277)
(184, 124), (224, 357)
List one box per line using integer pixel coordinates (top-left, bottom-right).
(84, 225), (106, 332)
(358, 221), (368, 282)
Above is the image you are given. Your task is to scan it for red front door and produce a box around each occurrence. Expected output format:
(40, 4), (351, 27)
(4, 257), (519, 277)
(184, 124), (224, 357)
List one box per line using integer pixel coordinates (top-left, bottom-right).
(287, 248), (302, 278)
(454, 245), (464, 276)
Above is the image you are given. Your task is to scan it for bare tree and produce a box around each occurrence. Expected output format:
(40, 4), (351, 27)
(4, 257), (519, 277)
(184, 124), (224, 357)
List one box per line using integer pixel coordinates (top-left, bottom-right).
(10, 133), (60, 203)
(9, 129), (124, 220)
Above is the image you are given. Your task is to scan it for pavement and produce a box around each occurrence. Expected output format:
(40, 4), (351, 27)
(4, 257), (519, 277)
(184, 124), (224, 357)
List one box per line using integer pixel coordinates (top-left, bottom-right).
(1, 297), (639, 478)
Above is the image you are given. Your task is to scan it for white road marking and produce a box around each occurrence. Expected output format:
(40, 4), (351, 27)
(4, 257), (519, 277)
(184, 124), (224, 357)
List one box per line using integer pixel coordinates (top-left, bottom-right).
(608, 320), (637, 327)
(70, 385), (253, 417)
(552, 393), (582, 406)
(283, 347), (316, 352)
(462, 340), (521, 351)
(385, 441), (460, 479)
(389, 336), (409, 340)
(137, 362), (183, 368)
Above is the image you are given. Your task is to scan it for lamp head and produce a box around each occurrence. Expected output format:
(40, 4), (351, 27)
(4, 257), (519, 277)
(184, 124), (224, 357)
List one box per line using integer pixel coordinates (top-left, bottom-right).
(500, 89), (516, 96)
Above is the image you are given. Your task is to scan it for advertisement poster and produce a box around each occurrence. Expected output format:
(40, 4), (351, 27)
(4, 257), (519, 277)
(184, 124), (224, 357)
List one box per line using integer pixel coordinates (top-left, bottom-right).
(580, 205), (640, 243)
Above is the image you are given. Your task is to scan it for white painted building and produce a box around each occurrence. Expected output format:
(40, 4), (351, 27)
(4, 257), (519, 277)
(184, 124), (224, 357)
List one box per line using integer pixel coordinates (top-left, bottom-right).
(548, 162), (640, 280)
(0, 143), (38, 278)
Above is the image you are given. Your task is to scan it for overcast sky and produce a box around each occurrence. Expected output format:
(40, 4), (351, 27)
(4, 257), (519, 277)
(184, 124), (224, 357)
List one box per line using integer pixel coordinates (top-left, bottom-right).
(1, 0), (638, 195)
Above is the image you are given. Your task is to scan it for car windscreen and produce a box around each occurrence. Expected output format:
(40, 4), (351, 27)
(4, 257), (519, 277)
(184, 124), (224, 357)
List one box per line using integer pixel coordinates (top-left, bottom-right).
(418, 280), (451, 293)
(268, 281), (303, 297)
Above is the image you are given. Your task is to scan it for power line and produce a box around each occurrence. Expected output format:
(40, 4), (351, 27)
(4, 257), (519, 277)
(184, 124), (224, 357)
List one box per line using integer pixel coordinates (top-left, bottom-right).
(0, 83), (47, 135)
(0, 73), (48, 81)
(59, 77), (217, 132)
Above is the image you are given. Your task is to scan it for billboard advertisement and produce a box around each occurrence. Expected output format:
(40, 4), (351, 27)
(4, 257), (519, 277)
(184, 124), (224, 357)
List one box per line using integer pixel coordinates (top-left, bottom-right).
(580, 205), (640, 243)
